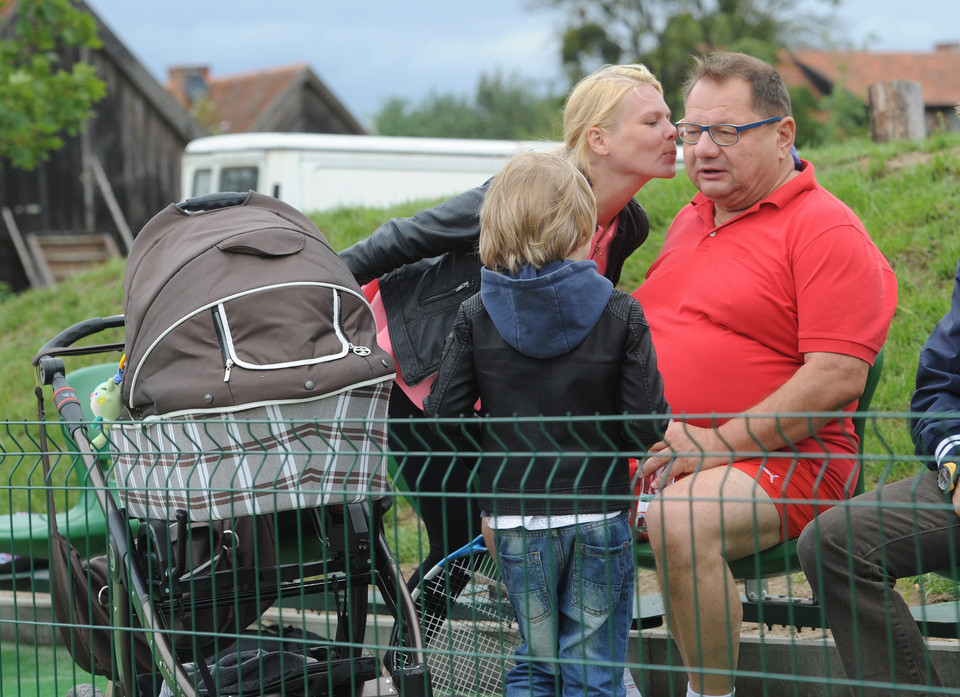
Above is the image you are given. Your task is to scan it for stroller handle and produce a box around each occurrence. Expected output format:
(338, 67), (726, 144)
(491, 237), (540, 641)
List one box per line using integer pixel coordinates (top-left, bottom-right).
(177, 191), (249, 212)
(32, 315), (125, 365)
(37, 356), (87, 433)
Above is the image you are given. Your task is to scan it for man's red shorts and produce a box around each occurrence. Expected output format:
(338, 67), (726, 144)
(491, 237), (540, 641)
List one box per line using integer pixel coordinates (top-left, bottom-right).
(630, 457), (857, 542)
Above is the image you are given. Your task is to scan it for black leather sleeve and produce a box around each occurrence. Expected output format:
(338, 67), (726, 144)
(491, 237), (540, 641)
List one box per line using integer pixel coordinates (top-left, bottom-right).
(339, 181), (490, 285)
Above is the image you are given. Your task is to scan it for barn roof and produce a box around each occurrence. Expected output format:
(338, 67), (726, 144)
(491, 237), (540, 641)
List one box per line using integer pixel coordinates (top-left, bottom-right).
(778, 43), (960, 108)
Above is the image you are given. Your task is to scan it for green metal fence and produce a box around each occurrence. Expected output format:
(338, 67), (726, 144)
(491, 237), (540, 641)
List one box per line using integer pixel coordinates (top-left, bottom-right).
(2, 412), (958, 697)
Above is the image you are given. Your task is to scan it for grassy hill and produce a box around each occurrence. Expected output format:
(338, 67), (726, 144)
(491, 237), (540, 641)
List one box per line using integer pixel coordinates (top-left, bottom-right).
(2, 132), (960, 517)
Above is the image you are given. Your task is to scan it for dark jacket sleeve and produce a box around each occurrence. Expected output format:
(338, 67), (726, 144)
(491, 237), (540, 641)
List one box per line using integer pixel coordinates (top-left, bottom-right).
(422, 297), (483, 447)
(911, 257), (960, 469)
(423, 297), (481, 419)
(339, 182), (489, 285)
(613, 292), (670, 447)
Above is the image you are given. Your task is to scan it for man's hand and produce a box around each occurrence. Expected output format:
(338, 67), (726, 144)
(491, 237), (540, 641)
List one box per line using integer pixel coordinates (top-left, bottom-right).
(953, 483), (960, 519)
(640, 421), (734, 491)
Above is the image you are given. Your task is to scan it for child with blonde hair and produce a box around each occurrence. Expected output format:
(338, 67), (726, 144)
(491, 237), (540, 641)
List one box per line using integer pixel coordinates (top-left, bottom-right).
(424, 150), (670, 697)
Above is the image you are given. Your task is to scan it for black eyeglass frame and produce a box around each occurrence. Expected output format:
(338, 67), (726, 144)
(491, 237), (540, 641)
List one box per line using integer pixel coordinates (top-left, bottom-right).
(675, 116), (784, 146)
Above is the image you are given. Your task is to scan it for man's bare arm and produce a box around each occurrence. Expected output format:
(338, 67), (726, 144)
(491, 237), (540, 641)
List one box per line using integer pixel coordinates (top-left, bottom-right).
(642, 352), (870, 480)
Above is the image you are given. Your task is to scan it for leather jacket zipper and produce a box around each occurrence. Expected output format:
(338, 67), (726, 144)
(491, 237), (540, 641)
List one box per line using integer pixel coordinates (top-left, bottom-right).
(421, 279), (475, 305)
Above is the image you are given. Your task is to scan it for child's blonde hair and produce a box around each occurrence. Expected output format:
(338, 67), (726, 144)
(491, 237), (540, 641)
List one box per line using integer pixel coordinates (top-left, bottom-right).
(479, 151), (597, 275)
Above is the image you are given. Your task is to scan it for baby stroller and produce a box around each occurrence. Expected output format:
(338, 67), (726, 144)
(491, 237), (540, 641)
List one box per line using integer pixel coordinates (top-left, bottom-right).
(32, 192), (429, 697)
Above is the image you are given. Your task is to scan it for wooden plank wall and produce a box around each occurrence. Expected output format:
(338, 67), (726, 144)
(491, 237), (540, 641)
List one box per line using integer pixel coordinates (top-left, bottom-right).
(0, 30), (205, 291)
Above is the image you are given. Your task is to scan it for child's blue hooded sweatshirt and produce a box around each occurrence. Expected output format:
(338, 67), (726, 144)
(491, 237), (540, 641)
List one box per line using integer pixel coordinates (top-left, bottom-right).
(480, 259), (614, 359)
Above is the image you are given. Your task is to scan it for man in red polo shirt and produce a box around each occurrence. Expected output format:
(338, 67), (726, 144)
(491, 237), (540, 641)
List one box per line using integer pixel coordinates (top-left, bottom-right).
(635, 52), (897, 697)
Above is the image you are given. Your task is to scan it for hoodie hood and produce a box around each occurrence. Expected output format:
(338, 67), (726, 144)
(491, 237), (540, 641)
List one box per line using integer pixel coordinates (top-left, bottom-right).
(481, 259), (614, 359)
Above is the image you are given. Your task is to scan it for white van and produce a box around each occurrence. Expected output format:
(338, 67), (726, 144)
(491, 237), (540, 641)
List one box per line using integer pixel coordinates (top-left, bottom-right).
(180, 132), (566, 212)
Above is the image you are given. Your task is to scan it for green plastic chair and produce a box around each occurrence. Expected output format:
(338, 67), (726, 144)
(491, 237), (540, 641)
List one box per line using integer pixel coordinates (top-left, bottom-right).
(1, 363), (119, 560)
(633, 348), (884, 630)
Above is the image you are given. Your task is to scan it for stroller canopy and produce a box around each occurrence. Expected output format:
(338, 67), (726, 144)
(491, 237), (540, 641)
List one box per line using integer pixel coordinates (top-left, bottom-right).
(121, 191), (395, 419)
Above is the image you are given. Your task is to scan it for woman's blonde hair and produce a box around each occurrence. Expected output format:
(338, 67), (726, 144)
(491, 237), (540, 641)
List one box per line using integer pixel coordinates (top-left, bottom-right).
(563, 64), (663, 177)
(479, 151), (597, 275)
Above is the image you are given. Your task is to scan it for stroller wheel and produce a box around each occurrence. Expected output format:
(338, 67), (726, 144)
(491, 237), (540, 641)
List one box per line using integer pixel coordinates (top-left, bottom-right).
(65, 685), (105, 697)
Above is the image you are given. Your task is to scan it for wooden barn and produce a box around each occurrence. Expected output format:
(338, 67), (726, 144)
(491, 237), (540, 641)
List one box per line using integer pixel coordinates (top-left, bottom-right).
(0, 1), (207, 292)
(778, 43), (960, 135)
(1, 2), (367, 293)
(165, 63), (366, 136)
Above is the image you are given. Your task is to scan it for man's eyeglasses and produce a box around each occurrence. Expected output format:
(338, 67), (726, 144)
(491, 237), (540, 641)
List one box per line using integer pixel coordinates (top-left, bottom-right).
(675, 117), (784, 146)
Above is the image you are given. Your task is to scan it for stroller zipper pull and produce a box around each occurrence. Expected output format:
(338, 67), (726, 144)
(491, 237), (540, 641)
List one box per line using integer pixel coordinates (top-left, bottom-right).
(223, 359), (233, 382)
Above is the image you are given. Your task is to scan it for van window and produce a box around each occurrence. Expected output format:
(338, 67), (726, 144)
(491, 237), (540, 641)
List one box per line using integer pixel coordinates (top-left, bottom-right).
(220, 167), (259, 193)
(192, 169), (212, 197)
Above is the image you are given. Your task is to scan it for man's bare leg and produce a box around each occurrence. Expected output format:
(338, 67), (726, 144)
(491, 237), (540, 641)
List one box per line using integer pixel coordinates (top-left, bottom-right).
(645, 467), (781, 695)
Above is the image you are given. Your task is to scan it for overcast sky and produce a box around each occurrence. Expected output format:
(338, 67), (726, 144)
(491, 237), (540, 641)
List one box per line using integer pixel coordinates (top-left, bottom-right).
(84, 0), (956, 129)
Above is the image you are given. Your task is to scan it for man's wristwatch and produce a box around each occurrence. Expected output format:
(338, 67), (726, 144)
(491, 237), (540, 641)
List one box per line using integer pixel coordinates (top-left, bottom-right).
(938, 462), (960, 495)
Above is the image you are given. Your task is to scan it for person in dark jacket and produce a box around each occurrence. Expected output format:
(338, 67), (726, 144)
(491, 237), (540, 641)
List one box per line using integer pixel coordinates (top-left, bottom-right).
(340, 63), (678, 587)
(798, 248), (960, 697)
(424, 150), (669, 697)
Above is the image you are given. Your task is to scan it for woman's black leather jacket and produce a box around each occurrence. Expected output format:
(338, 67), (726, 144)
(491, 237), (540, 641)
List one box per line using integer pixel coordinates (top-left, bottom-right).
(339, 179), (650, 385)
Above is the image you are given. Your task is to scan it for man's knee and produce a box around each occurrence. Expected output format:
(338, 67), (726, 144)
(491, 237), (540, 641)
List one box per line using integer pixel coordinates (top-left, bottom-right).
(796, 520), (819, 573)
(797, 504), (847, 575)
(645, 495), (718, 564)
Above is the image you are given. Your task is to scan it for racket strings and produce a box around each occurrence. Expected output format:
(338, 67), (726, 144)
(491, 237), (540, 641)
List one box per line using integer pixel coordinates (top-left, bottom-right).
(395, 553), (523, 695)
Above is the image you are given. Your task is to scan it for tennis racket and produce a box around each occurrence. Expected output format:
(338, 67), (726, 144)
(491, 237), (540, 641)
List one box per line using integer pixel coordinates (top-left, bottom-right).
(393, 535), (523, 696)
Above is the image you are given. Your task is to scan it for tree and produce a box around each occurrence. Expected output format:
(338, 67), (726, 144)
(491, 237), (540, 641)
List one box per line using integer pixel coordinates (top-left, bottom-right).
(819, 80), (869, 143)
(373, 71), (562, 141)
(0, 0), (106, 170)
(535, 0), (840, 116)
(789, 84), (828, 147)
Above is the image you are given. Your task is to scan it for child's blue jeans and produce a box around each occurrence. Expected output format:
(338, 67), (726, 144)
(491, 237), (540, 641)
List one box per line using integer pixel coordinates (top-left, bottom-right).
(495, 512), (634, 697)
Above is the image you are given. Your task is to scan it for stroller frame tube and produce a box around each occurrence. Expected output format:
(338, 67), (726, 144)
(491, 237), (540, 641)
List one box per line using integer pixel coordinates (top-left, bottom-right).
(38, 354), (200, 697)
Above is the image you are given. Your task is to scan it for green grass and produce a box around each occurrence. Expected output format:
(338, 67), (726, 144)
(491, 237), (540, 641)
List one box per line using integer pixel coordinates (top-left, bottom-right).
(1, 640), (106, 697)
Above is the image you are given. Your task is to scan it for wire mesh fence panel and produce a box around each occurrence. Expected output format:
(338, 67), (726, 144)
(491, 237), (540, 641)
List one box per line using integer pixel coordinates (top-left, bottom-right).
(2, 413), (416, 697)
(2, 412), (960, 696)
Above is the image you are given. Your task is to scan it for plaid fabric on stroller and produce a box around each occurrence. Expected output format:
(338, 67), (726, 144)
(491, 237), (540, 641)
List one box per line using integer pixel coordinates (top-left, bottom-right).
(33, 192), (431, 697)
(111, 391), (390, 520)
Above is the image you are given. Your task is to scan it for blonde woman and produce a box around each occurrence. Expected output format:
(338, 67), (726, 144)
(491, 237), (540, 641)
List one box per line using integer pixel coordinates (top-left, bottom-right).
(341, 64), (677, 590)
